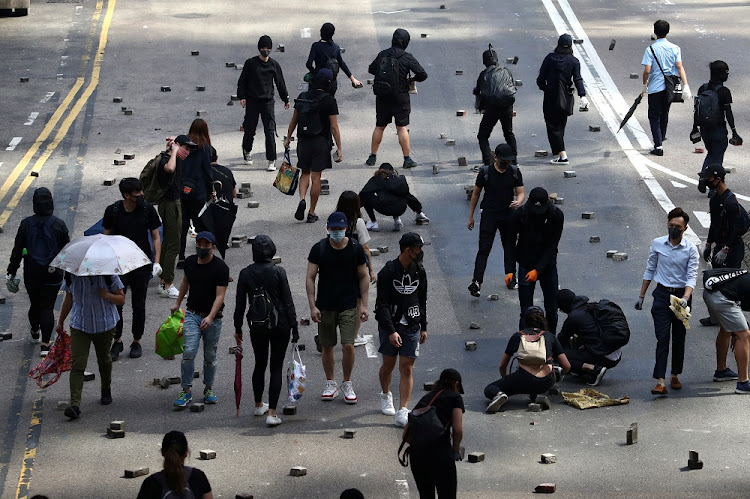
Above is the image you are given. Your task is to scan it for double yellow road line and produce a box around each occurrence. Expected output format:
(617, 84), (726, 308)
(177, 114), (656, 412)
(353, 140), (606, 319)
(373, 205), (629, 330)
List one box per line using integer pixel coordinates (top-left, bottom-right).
(0, 0), (117, 231)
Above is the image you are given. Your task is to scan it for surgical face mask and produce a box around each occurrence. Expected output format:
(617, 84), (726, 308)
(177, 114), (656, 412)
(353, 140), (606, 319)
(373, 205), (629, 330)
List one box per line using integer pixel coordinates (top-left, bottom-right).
(196, 247), (211, 259)
(329, 230), (346, 243)
(176, 146), (190, 160)
(133, 194), (145, 206)
(259, 49), (271, 57)
(668, 226), (682, 240)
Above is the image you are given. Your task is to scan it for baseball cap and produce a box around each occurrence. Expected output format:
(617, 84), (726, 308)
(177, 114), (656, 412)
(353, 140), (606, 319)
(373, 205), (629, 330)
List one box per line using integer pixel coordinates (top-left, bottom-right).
(399, 232), (425, 249)
(195, 231), (216, 245)
(439, 368), (464, 394)
(526, 187), (550, 215)
(558, 33), (573, 48)
(494, 143), (516, 162)
(326, 211), (348, 228)
(174, 135), (197, 147)
(699, 164), (726, 179)
(379, 163), (394, 171)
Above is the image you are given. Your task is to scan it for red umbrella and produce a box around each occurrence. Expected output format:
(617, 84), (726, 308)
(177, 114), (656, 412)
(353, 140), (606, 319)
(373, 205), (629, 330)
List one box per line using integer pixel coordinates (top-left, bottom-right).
(234, 344), (243, 417)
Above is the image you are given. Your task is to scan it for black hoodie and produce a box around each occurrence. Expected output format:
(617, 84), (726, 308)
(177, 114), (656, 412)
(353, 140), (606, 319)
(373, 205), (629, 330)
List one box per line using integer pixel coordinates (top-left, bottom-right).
(557, 294), (598, 349)
(368, 29), (428, 94)
(507, 202), (564, 273)
(375, 257), (427, 333)
(234, 235), (297, 332)
(8, 187), (70, 285)
(536, 52), (585, 112)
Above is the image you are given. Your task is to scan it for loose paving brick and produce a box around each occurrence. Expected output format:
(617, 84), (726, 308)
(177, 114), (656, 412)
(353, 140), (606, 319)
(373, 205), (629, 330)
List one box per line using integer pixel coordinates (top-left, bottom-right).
(370, 248), (380, 256)
(445, 139), (456, 146)
(589, 125), (601, 132)
(166, 377), (180, 385)
(124, 109), (133, 116)
(424, 382), (436, 391)
(231, 241), (241, 248)
(630, 73), (638, 79)
(229, 346), (238, 355)
(535, 483), (556, 493)
(456, 110), (466, 116)
(609, 39), (616, 50)
(563, 171), (576, 178)
(488, 294), (499, 301)
(553, 197), (564, 205)
(110, 421), (125, 431)
(469, 322), (480, 329)
(465, 341), (477, 351)
(343, 429), (356, 439)
(688, 450), (703, 469)
(537, 396), (551, 410)
(191, 50), (199, 56)
(247, 201), (260, 208)
(455, 70), (463, 75)
(114, 159), (125, 166)
(161, 86), (171, 92)
(277, 44), (285, 52)
(613, 252), (628, 261)
(377, 246), (389, 253)
(230, 94), (240, 100)
(113, 97), (123, 103)
(528, 403), (542, 412)
(196, 85), (205, 91)
(535, 150), (548, 157)
(124, 467), (149, 478)
(627, 423), (638, 445)
(590, 236), (600, 243)
(159, 377), (170, 389)
(541, 453), (557, 464)
(124, 153), (135, 160)
(226, 62), (236, 68)
(197, 110), (206, 117)
(514, 80), (523, 86)
(190, 403), (205, 413)
(103, 179), (116, 186)
(439, 133), (448, 139)
(0, 332), (11, 340)
(272, 256), (282, 264)
(416, 218), (429, 225)
(20, 77), (30, 82)
(236, 494), (254, 499)
(282, 405), (297, 415)
(290, 466), (307, 477)
(432, 164), (439, 174)
(199, 450), (216, 460)
(467, 452), (485, 463)
(421, 33), (428, 38)
(458, 157), (468, 166)
(107, 428), (125, 439)
(582, 212), (594, 219)
(606, 250), (618, 258)
(300, 318), (310, 326)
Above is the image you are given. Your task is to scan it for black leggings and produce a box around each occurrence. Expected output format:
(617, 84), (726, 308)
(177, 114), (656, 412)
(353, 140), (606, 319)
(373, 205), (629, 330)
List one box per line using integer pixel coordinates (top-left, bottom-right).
(484, 368), (555, 399)
(27, 284), (61, 344)
(250, 328), (290, 410)
(410, 446), (456, 499)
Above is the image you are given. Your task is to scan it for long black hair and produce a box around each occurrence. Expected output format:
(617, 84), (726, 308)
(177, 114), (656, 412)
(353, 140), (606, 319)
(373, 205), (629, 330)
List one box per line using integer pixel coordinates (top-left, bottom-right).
(162, 430), (189, 495)
(336, 190), (363, 235)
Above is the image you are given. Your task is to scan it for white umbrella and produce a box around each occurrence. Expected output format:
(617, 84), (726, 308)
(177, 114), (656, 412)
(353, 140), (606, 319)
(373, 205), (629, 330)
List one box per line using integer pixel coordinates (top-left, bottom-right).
(49, 234), (151, 276)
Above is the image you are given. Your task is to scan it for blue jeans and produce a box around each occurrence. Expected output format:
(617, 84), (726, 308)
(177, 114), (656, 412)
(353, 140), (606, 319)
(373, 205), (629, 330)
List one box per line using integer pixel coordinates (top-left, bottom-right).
(181, 311), (222, 390)
(518, 264), (559, 334)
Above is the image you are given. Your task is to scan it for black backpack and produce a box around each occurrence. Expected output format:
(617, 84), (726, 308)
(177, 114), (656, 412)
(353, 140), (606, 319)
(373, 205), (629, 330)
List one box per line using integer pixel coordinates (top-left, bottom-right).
(694, 83), (723, 127)
(480, 65), (516, 107)
(722, 192), (750, 236)
(586, 299), (630, 356)
(154, 467), (196, 499)
(373, 52), (403, 97)
(26, 216), (60, 268)
(295, 91), (327, 137)
(247, 267), (279, 332)
(398, 390), (447, 466)
(325, 51), (340, 77)
(480, 163), (519, 183)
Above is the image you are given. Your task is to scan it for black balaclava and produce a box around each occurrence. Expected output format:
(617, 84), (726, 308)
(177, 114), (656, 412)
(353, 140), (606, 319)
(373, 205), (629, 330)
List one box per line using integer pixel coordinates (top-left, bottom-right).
(557, 289), (576, 314)
(391, 28), (410, 50)
(252, 234), (277, 263)
(258, 35), (273, 50)
(33, 187), (54, 216)
(320, 23), (335, 42)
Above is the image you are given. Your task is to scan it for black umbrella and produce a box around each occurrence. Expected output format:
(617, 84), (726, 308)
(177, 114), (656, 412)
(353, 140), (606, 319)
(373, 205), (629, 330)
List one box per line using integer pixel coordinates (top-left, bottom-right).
(618, 93), (644, 132)
(198, 198), (237, 258)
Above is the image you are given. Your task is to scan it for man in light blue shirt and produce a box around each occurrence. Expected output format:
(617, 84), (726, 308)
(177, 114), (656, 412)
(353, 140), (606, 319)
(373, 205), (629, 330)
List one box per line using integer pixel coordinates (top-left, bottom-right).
(641, 19), (691, 156)
(635, 207), (699, 396)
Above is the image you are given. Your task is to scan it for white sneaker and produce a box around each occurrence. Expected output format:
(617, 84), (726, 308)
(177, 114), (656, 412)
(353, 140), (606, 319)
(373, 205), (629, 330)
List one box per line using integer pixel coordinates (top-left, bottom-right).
(160, 284), (179, 299)
(266, 415), (282, 426)
(267, 161), (276, 171)
(321, 380), (339, 401)
(415, 212), (430, 223)
(254, 402), (269, 416)
(395, 407), (409, 427)
(354, 335), (367, 347)
(243, 150), (253, 165)
(366, 221), (380, 232)
(393, 217), (403, 232)
(341, 381), (358, 404)
(380, 392), (396, 416)
(486, 392), (508, 413)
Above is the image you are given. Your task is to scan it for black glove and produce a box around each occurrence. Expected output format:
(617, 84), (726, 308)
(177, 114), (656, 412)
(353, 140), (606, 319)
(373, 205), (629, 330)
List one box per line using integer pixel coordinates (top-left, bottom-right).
(730, 131), (743, 146)
(703, 244), (712, 263)
(453, 450), (463, 462)
(291, 325), (300, 344)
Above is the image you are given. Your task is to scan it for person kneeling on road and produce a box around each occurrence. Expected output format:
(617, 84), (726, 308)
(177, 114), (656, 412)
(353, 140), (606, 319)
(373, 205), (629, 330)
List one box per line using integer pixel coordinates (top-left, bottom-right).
(702, 268), (750, 391)
(358, 163), (429, 232)
(484, 306), (570, 413)
(556, 289), (630, 386)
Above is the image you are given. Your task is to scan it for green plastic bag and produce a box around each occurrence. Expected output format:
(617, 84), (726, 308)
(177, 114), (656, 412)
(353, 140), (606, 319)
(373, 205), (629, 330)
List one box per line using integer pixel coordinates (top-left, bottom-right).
(155, 309), (185, 358)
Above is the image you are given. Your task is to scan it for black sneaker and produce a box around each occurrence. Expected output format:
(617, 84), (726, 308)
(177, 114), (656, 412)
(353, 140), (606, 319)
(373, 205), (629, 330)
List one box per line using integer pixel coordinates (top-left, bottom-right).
(100, 389), (112, 405)
(176, 260), (185, 270)
(306, 213), (319, 223)
(129, 342), (142, 359)
(649, 148), (664, 156)
(64, 405), (80, 420)
(587, 366), (607, 386)
(294, 199), (306, 221)
(699, 317), (716, 327)
(30, 329), (40, 342)
(40, 344), (50, 357)
(468, 280), (481, 297)
(550, 157), (569, 164)
(314, 334), (322, 353)
(403, 157), (418, 169)
(365, 154), (377, 166)
(110, 341), (124, 362)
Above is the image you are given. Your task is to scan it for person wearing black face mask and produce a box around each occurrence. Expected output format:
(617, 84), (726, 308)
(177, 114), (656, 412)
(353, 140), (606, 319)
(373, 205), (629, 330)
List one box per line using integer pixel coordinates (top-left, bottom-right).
(102, 177), (162, 361)
(305, 22), (363, 95)
(375, 232), (428, 427)
(698, 165), (747, 327)
(636, 207), (699, 396)
(237, 35), (290, 171)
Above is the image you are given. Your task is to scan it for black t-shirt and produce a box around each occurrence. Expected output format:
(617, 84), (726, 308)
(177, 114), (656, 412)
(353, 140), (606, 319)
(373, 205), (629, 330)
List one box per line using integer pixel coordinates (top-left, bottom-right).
(475, 164), (524, 216)
(136, 467), (211, 499)
(294, 90), (339, 142)
(211, 163), (236, 203)
(184, 255), (230, 315)
(504, 329), (563, 364)
(414, 389), (465, 447)
(158, 153), (182, 201)
(102, 201), (161, 261)
(307, 237), (367, 311)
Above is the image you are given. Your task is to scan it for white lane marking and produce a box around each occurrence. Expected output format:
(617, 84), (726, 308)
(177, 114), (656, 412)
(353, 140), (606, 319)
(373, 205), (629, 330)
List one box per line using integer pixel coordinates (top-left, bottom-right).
(0, 163), (3, 169)
(693, 211), (710, 229)
(395, 479), (410, 498)
(24, 112), (39, 126)
(40, 92), (55, 103)
(364, 335), (377, 358)
(543, 0), (700, 247)
(671, 180), (687, 188)
(300, 28), (311, 38)
(6, 137), (22, 151)
(371, 10), (411, 14)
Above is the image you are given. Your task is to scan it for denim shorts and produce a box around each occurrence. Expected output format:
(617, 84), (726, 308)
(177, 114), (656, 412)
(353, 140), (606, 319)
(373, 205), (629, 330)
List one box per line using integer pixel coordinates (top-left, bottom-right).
(378, 323), (420, 358)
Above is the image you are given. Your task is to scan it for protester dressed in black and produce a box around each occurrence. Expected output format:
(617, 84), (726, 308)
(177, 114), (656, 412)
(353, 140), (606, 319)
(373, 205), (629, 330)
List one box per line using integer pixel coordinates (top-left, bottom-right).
(208, 147), (237, 259)
(306, 22), (362, 94)
(237, 35), (290, 170)
(7, 187), (70, 356)
(358, 163), (428, 231)
(703, 165), (744, 269)
(536, 34), (586, 164)
(234, 235), (298, 426)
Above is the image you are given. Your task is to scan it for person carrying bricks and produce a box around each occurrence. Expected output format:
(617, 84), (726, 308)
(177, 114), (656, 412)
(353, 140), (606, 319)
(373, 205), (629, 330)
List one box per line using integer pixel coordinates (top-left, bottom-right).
(171, 231), (229, 408)
(635, 207), (699, 396)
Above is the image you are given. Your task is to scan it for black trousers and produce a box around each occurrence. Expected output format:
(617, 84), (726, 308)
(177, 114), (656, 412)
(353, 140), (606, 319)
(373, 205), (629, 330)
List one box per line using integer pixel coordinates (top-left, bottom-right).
(115, 266), (150, 341)
(484, 369), (555, 398)
(518, 264), (559, 334)
(647, 90), (672, 147)
(543, 111), (568, 155)
(564, 348), (621, 375)
(361, 194), (422, 222)
(27, 283), (61, 344)
(651, 285), (688, 379)
(179, 197), (205, 261)
(477, 103), (517, 166)
(472, 215), (512, 283)
(700, 125), (728, 171)
(410, 446), (457, 499)
(242, 98), (277, 161)
(250, 328), (291, 410)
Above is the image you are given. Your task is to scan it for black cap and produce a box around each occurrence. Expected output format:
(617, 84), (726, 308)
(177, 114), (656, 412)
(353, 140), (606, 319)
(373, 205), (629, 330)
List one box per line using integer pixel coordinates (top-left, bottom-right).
(526, 187), (550, 215)
(258, 35), (272, 50)
(174, 134), (197, 147)
(699, 164), (726, 180)
(439, 368), (464, 394)
(379, 163), (394, 171)
(494, 143), (516, 162)
(399, 232), (425, 250)
(558, 34), (573, 48)
(556, 289), (576, 313)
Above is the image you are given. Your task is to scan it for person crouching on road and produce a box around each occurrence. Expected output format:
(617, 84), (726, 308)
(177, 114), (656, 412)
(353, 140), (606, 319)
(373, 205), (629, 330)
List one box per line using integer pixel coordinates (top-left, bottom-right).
(358, 163), (429, 232)
(377, 232), (428, 427)
(171, 231), (229, 408)
(57, 273), (125, 420)
(484, 306), (570, 413)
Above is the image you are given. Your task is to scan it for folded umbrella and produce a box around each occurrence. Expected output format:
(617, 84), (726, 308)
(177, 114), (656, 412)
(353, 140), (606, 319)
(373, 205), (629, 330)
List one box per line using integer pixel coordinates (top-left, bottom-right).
(49, 234), (151, 276)
(234, 344), (243, 417)
(617, 93), (644, 132)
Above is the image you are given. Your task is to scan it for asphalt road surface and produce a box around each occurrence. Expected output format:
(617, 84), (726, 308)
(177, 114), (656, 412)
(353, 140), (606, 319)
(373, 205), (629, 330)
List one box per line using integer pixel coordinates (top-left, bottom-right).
(1, 0), (749, 497)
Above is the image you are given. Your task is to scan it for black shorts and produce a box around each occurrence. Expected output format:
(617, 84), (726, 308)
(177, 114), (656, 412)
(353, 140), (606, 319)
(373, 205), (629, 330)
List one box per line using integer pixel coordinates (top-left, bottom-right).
(297, 135), (332, 173)
(376, 93), (411, 127)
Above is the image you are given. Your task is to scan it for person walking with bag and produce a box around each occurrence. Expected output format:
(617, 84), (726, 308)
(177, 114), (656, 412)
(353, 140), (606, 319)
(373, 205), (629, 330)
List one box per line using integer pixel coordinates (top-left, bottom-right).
(137, 431), (213, 499)
(234, 235), (299, 426)
(306, 22), (363, 94)
(536, 34), (587, 164)
(7, 187), (70, 357)
(641, 19), (691, 157)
